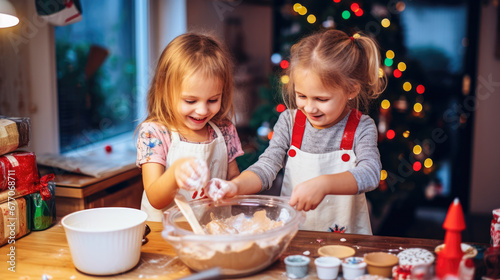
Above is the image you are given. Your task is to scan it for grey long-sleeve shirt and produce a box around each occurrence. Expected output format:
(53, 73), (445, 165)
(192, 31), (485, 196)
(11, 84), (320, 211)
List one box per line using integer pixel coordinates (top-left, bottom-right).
(247, 109), (382, 193)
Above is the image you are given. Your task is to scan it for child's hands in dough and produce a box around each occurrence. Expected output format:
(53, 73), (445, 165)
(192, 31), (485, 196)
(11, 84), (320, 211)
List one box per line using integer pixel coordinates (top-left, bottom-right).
(175, 158), (209, 193)
(205, 178), (237, 201)
(289, 180), (325, 211)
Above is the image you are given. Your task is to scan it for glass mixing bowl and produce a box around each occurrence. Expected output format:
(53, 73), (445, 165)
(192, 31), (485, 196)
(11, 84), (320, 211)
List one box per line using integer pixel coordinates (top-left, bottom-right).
(162, 195), (304, 277)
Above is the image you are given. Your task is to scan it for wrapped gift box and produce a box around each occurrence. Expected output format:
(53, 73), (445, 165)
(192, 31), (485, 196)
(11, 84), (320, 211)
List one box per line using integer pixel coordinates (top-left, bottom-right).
(28, 181), (56, 231)
(0, 197), (31, 246)
(0, 117), (31, 156)
(0, 152), (40, 203)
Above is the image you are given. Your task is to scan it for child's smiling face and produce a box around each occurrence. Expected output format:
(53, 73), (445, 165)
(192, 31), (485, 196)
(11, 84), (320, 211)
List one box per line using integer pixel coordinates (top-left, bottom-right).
(178, 72), (223, 134)
(294, 68), (351, 129)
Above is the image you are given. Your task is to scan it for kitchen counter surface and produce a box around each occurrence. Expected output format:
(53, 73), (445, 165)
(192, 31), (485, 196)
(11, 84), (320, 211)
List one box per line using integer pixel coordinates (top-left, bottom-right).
(0, 221), (489, 279)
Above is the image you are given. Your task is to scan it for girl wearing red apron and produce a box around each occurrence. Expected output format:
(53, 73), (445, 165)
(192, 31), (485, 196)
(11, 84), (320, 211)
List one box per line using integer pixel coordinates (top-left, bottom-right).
(207, 29), (386, 234)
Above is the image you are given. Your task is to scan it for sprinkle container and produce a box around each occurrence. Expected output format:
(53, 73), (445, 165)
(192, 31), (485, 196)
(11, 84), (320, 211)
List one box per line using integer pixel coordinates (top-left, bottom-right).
(342, 256), (366, 280)
(284, 255), (311, 278)
(315, 256), (341, 280)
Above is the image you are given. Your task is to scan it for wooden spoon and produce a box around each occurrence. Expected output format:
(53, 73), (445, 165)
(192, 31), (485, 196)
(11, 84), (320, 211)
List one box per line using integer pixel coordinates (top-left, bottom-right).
(174, 194), (206, 235)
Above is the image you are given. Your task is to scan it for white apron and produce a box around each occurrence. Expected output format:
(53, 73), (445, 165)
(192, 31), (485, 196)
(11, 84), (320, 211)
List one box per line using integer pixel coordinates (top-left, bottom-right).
(141, 121), (228, 221)
(282, 109), (372, 234)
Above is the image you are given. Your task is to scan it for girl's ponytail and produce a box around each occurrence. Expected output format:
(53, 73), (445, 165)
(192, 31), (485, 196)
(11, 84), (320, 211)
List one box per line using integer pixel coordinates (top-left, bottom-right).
(355, 35), (387, 100)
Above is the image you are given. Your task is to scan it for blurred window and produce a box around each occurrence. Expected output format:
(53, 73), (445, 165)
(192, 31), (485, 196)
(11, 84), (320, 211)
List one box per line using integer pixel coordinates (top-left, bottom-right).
(55, 0), (148, 153)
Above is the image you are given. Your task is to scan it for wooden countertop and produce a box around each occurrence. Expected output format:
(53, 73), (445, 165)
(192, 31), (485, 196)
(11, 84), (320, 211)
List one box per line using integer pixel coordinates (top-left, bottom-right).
(0, 222), (489, 279)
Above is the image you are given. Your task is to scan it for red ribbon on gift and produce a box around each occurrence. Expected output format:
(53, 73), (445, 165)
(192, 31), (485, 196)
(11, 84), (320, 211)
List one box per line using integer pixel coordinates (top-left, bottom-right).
(36, 173), (55, 201)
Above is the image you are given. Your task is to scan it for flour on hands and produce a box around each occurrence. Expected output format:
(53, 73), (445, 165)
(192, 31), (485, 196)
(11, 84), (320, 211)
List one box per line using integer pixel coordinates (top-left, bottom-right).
(205, 178), (235, 201)
(176, 158), (209, 192)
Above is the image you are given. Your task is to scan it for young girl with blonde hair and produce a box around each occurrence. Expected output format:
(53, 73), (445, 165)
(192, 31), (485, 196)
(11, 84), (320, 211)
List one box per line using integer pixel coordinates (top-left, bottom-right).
(136, 33), (243, 221)
(207, 29), (386, 234)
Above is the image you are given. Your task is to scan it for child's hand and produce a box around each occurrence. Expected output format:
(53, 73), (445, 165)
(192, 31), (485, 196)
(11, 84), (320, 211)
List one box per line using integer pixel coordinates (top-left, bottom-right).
(174, 158), (210, 192)
(289, 181), (325, 211)
(205, 178), (237, 201)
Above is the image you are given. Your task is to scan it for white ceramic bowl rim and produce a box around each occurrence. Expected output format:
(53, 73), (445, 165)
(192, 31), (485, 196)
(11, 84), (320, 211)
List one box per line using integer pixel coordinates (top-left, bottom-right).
(163, 195), (304, 242)
(62, 207), (148, 233)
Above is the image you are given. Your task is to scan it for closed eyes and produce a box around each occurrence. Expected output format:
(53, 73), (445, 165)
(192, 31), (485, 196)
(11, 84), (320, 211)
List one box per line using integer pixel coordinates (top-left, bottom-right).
(183, 98), (220, 104)
(296, 94), (329, 102)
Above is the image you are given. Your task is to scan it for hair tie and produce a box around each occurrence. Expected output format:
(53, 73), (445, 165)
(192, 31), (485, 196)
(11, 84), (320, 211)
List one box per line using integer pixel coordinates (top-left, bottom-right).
(351, 33), (361, 42)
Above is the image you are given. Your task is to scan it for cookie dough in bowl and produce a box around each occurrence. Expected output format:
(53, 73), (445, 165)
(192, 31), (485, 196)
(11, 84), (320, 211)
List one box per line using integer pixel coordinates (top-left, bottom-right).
(162, 195), (305, 277)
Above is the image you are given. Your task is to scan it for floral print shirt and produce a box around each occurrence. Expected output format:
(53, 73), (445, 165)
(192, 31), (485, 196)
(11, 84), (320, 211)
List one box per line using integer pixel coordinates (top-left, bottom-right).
(136, 119), (244, 168)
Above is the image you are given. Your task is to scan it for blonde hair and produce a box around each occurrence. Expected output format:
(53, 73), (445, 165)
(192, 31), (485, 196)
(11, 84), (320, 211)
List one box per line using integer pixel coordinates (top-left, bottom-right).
(283, 29), (386, 114)
(143, 33), (234, 131)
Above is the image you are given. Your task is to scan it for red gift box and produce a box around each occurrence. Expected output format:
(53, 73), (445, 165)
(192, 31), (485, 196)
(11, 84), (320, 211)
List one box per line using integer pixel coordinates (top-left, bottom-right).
(0, 152), (40, 201)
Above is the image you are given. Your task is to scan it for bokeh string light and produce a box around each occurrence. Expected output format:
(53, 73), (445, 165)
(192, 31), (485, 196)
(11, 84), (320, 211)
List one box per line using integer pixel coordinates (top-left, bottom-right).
(393, 69), (402, 78)
(403, 82), (412, 92)
(397, 62), (407, 72)
(414, 102), (423, 113)
(413, 161), (422, 172)
(281, 75), (290, 84)
(413, 144), (422, 155)
(381, 99), (391, 110)
(387, 129), (396, 140)
(381, 170), (388, 180)
(293, 3), (316, 24)
(280, 60), (289, 69)
(416, 85), (425, 94)
(276, 104), (286, 113)
(386, 50), (395, 59)
(381, 18), (390, 28)
(342, 10), (351, 19)
(307, 14), (316, 24)
(373, 2), (430, 175)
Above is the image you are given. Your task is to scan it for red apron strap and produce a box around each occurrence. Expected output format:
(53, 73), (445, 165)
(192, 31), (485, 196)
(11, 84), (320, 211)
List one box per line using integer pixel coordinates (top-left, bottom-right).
(291, 110), (307, 149)
(340, 109), (362, 150)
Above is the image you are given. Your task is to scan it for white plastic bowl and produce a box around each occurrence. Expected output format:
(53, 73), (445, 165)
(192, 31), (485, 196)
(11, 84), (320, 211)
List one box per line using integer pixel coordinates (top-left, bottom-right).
(61, 207), (147, 275)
